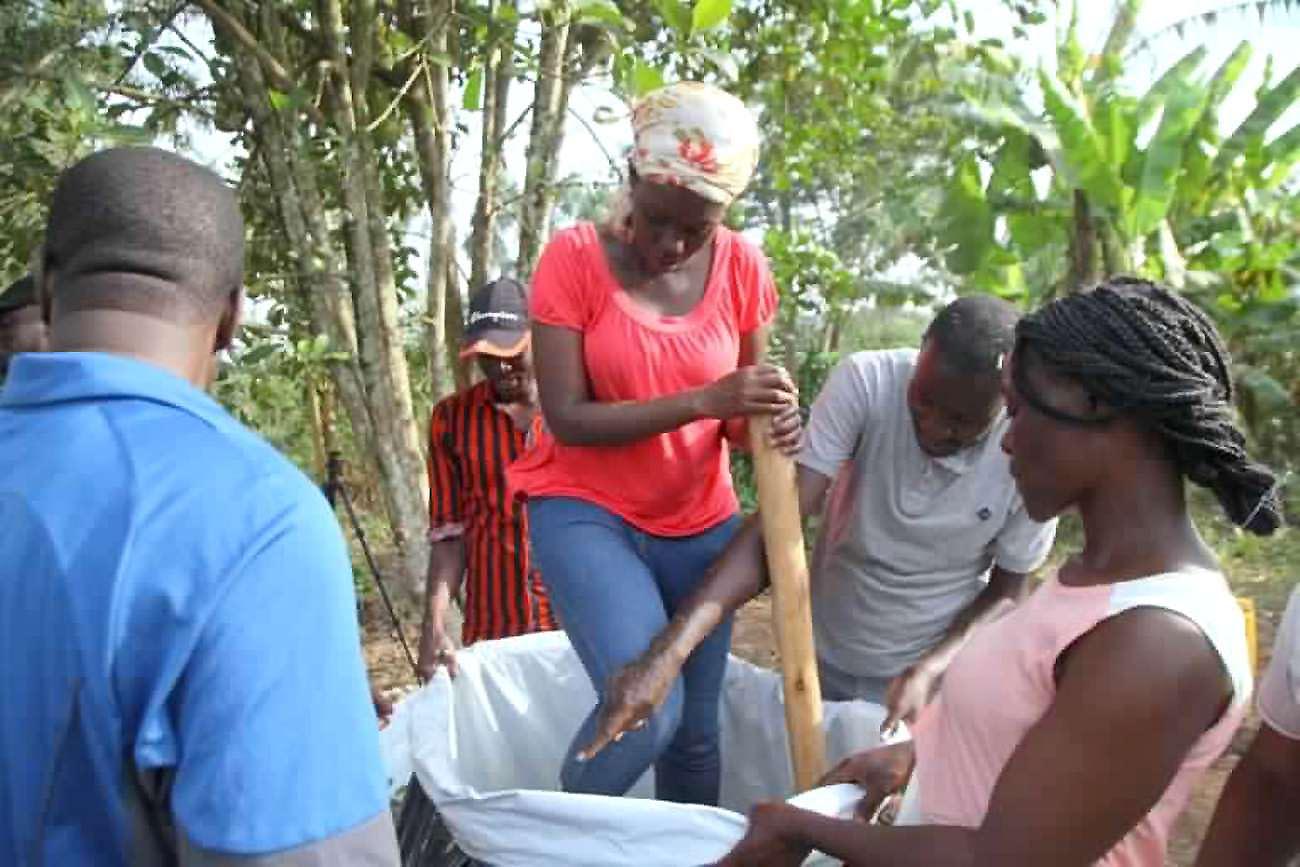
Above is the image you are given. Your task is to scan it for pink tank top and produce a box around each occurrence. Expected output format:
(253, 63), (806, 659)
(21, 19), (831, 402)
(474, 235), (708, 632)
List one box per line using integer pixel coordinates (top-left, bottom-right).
(907, 569), (1252, 865)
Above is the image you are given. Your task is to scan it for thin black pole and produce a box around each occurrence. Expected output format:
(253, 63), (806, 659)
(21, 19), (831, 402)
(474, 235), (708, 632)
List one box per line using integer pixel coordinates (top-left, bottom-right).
(324, 451), (420, 680)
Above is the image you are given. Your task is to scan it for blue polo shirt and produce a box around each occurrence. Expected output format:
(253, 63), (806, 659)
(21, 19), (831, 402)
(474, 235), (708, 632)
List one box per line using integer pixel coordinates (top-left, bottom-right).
(0, 353), (391, 864)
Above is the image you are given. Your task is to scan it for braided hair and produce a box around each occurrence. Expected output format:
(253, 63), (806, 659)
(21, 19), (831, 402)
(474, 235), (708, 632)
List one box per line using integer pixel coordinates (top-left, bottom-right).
(1014, 276), (1281, 536)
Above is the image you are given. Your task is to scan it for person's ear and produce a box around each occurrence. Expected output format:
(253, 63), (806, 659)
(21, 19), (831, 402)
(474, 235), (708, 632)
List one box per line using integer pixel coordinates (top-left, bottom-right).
(214, 286), (245, 352)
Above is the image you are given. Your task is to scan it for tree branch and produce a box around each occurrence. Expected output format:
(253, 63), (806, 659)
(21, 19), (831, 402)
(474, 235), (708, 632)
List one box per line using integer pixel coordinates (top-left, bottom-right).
(115, 0), (187, 86)
(191, 0), (297, 98)
(567, 104), (620, 175)
(366, 56), (426, 132)
(0, 64), (218, 121)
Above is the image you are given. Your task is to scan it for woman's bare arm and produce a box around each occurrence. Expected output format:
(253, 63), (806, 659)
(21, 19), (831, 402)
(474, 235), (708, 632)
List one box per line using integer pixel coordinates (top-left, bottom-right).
(533, 323), (795, 447)
(720, 606), (1231, 866)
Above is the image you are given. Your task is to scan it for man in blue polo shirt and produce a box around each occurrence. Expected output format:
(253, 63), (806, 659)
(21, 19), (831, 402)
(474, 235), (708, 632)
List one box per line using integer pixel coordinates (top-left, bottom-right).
(0, 148), (398, 864)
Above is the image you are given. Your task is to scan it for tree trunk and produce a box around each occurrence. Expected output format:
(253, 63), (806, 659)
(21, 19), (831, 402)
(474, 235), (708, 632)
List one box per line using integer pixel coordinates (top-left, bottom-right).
(469, 0), (516, 290)
(445, 253), (470, 388)
(307, 375), (327, 480)
(318, 0), (430, 596)
(1067, 189), (1099, 292)
(219, 16), (378, 477)
(516, 1), (572, 278)
(403, 0), (460, 400)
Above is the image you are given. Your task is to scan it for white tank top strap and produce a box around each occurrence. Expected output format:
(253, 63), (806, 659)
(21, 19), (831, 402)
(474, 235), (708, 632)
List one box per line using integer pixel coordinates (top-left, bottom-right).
(1104, 568), (1253, 709)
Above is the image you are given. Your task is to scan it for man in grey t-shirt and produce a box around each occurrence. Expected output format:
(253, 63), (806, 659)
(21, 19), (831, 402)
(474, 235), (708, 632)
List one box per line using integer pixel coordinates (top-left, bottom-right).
(802, 336), (1055, 711)
(576, 296), (1058, 758)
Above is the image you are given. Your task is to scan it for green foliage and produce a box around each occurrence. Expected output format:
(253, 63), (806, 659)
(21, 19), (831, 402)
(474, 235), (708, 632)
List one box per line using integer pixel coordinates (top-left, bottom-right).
(1037, 69), (1126, 211)
(1213, 63), (1300, 180)
(462, 66), (484, 111)
(1178, 187), (1300, 481)
(653, 0), (692, 34)
(940, 154), (995, 275)
(1130, 78), (1205, 237)
(691, 0), (732, 33)
(943, 15), (1299, 300)
(625, 58), (660, 95)
(0, 1), (152, 282)
(930, 5), (1299, 490)
(6, 0), (1295, 583)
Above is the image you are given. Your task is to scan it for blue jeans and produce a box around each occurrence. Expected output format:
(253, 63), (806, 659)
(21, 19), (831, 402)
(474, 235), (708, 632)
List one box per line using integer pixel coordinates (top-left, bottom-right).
(527, 496), (740, 805)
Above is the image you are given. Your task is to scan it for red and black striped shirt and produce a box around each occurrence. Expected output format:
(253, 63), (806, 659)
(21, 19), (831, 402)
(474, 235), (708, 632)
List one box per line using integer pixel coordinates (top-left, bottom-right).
(428, 380), (556, 645)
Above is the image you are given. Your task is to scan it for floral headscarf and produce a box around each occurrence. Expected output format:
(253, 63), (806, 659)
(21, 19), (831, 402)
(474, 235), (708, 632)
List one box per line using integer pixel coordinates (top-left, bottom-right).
(630, 82), (760, 205)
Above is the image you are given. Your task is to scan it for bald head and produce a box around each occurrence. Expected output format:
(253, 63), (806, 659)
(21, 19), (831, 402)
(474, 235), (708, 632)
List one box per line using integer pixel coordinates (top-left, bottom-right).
(43, 147), (244, 322)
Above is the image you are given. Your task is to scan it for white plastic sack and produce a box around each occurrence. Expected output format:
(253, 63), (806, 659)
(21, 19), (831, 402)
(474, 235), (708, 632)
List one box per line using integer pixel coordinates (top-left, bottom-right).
(380, 631), (900, 866)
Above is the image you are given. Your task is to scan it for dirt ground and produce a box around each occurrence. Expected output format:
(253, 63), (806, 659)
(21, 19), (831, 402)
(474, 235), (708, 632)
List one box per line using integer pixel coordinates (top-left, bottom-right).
(362, 589), (1283, 866)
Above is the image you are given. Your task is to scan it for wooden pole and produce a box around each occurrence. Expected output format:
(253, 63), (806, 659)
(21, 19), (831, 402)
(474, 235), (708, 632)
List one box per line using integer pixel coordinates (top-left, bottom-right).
(748, 414), (827, 792)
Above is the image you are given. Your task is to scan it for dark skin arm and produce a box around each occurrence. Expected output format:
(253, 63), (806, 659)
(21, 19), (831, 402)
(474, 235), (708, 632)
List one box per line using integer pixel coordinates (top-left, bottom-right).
(717, 606), (1231, 866)
(416, 538), (466, 681)
(882, 566), (1029, 733)
(1194, 722), (1300, 866)
(532, 323), (801, 452)
(578, 466), (832, 759)
(580, 459), (1031, 749)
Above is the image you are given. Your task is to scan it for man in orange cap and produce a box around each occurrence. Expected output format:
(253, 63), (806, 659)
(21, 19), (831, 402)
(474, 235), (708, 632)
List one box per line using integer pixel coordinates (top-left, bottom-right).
(417, 277), (556, 681)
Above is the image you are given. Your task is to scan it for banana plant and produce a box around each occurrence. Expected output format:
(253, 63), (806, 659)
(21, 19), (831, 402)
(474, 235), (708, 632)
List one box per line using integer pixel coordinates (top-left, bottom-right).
(938, 0), (1300, 297)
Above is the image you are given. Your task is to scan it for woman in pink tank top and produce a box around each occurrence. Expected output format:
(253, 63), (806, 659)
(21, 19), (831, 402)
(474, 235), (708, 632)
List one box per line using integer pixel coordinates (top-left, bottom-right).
(719, 278), (1283, 866)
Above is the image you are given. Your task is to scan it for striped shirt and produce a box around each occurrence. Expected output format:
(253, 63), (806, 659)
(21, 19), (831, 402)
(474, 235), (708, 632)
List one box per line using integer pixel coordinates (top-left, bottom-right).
(428, 380), (556, 645)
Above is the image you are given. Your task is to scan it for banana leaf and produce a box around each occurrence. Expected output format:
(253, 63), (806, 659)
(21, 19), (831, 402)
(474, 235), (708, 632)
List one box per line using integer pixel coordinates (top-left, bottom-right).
(939, 153), (995, 275)
(1038, 68), (1127, 210)
(1131, 78), (1208, 238)
(1097, 0), (1142, 80)
(1095, 92), (1136, 184)
(1263, 121), (1300, 185)
(1177, 42), (1253, 211)
(1133, 46), (1207, 134)
(1213, 62), (1300, 177)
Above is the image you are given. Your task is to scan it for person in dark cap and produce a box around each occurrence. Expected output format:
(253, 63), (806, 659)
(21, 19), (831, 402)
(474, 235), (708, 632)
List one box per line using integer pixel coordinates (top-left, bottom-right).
(0, 274), (48, 381)
(0, 147), (398, 865)
(417, 277), (557, 682)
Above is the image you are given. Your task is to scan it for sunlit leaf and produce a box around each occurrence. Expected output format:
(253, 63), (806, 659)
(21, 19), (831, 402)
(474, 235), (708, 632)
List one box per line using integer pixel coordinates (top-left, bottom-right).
(631, 60), (664, 96)
(463, 67), (483, 111)
(575, 0), (628, 31)
(1214, 63), (1300, 175)
(692, 0), (732, 33)
(1132, 78), (1207, 237)
(62, 76), (95, 116)
(939, 153), (994, 275)
(1038, 68), (1126, 210)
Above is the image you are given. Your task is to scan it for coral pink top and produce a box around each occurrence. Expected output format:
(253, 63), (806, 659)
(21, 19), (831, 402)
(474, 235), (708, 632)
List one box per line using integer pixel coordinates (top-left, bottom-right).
(907, 569), (1252, 865)
(508, 223), (778, 536)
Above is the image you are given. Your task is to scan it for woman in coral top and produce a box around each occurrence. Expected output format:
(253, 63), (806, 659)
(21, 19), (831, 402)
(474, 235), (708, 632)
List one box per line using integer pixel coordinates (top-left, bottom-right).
(718, 279), (1283, 866)
(508, 82), (800, 806)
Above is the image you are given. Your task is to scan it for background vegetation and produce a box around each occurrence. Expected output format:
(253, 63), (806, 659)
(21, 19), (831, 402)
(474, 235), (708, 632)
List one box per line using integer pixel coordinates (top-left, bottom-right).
(2, 0), (1295, 619)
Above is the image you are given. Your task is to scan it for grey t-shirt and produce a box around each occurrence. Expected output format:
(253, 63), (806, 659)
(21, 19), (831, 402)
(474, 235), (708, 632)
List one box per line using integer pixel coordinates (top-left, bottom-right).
(1259, 585), (1300, 740)
(797, 348), (1057, 679)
